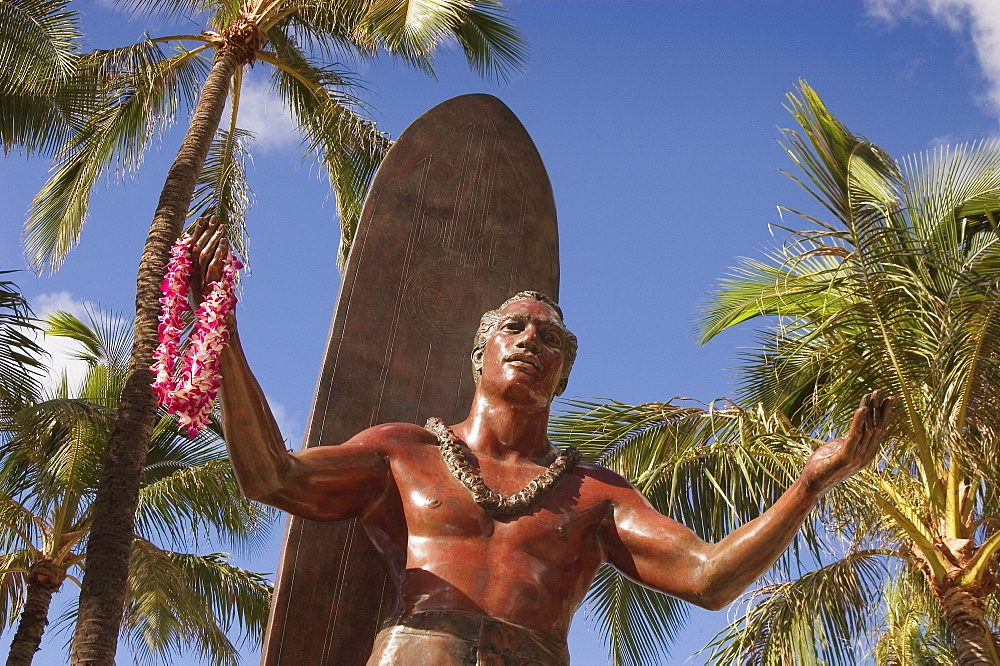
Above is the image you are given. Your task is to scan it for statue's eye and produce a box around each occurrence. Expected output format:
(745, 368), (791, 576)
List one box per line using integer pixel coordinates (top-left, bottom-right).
(543, 331), (562, 346)
(502, 320), (523, 332)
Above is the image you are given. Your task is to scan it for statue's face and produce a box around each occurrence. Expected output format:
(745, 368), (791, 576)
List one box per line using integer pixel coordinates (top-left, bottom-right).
(477, 299), (567, 406)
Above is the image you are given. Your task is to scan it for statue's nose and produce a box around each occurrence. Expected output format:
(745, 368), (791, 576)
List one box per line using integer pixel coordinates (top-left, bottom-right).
(515, 328), (541, 353)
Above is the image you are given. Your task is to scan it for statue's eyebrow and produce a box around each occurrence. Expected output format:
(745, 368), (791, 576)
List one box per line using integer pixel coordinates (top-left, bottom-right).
(499, 313), (526, 324)
(499, 310), (565, 335)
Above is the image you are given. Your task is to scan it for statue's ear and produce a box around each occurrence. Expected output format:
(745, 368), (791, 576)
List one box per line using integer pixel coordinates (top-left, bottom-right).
(554, 377), (568, 396)
(471, 347), (484, 377)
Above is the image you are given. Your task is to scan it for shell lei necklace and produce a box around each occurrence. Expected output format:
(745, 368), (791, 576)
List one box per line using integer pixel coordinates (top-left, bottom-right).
(424, 417), (580, 520)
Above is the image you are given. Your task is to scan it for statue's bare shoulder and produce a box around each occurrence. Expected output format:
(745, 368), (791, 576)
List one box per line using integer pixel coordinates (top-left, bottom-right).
(345, 421), (438, 452)
(572, 460), (659, 510)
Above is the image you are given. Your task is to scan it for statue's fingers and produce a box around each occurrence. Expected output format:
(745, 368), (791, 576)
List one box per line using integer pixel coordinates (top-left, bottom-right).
(878, 395), (894, 426)
(206, 241), (231, 283)
(868, 425), (884, 456)
(201, 225), (225, 268)
(188, 217), (205, 243)
(865, 392), (880, 429)
(845, 404), (868, 445)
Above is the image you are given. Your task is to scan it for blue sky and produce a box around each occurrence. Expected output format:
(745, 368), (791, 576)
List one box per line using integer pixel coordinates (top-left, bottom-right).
(3, 0), (1000, 663)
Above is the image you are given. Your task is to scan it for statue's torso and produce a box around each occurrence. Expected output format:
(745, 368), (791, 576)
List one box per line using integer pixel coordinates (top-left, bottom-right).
(357, 423), (613, 641)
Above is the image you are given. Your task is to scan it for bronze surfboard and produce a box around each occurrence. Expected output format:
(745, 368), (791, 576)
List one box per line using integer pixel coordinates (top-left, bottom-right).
(262, 94), (560, 664)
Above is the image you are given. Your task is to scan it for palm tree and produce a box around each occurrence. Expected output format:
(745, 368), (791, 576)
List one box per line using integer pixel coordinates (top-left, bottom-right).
(0, 273), (45, 411)
(1, 309), (274, 665)
(17, 3), (526, 662)
(553, 82), (1000, 664)
(694, 83), (1000, 662)
(0, 0), (85, 155)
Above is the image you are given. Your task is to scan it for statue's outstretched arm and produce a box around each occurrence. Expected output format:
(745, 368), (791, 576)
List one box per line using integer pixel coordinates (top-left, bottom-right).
(602, 391), (892, 610)
(188, 216), (390, 521)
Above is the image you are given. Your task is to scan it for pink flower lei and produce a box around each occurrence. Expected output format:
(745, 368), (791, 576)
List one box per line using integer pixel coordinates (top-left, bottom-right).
(151, 234), (242, 437)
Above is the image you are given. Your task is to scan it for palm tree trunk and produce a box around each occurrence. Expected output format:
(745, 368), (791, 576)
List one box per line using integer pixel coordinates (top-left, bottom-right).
(68, 30), (255, 665)
(6, 561), (66, 666)
(935, 583), (1000, 665)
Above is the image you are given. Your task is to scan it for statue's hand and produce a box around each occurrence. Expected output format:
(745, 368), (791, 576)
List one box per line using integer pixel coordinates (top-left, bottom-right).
(186, 215), (230, 310)
(801, 390), (893, 494)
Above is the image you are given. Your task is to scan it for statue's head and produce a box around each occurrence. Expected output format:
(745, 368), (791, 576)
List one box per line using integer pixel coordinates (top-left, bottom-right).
(471, 291), (578, 396)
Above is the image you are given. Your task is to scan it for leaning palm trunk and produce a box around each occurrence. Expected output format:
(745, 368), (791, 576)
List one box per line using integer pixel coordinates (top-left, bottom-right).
(933, 580), (1000, 665)
(27, 5), (525, 663)
(68, 25), (259, 665)
(6, 561), (67, 666)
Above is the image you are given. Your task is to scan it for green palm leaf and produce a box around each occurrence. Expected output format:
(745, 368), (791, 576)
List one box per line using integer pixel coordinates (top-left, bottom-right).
(189, 127), (256, 263)
(696, 81), (1000, 660)
(553, 399), (817, 549)
(0, 0), (78, 93)
(265, 30), (390, 265)
(0, 549), (33, 630)
(0, 308), (276, 662)
(24, 41), (208, 272)
(583, 564), (688, 666)
(0, 274), (44, 415)
(703, 550), (890, 665)
(0, 0), (86, 154)
(355, 0), (525, 79)
(137, 459), (274, 554)
(873, 569), (957, 665)
(45, 308), (131, 370)
(122, 538), (271, 666)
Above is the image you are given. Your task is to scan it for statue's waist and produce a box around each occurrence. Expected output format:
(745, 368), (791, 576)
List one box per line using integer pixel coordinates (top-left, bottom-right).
(370, 609), (569, 665)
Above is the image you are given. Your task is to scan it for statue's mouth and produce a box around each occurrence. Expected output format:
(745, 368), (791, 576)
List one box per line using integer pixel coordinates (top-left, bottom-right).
(504, 353), (540, 372)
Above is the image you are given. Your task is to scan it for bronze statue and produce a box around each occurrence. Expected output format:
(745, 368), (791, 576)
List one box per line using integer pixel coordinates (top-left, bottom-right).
(189, 216), (892, 664)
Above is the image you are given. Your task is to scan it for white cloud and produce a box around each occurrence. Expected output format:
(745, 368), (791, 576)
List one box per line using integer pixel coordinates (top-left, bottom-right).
(867, 0), (1000, 118)
(230, 76), (302, 153)
(30, 292), (92, 395)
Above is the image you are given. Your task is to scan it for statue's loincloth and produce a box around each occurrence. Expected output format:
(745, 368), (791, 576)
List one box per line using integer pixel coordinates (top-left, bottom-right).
(366, 610), (570, 665)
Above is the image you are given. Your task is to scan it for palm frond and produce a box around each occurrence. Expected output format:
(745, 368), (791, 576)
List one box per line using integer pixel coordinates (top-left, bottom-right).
(354, 0), (526, 80)
(873, 568), (957, 665)
(435, 0), (527, 81)
(0, 274), (45, 416)
(116, 0), (215, 21)
(44, 308), (132, 371)
(144, 411), (226, 477)
(188, 127), (255, 263)
(779, 80), (901, 227)
(703, 550), (890, 665)
(265, 34), (390, 266)
(695, 81), (1000, 659)
(0, 298), (273, 664)
(2, 396), (111, 504)
(583, 564), (688, 666)
(0, 549), (33, 630)
(0, 495), (39, 553)
(160, 550), (272, 648)
(552, 398), (838, 663)
(698, 250), (849, 344)
(122, 538), (271, 666)
(0, 0), (86, 154)
(136, 459), (274, 554)
(24, 40), (208, 272)
(0, 0), (79, 93)
(553, 399), (818, 551)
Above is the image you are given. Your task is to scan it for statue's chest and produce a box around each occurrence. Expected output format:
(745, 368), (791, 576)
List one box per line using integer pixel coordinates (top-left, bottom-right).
(393, 452), (604, 556)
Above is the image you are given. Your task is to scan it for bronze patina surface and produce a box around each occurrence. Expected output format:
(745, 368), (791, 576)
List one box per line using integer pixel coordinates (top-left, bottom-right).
(188, 96), (891, 666)
(262, 94), (559, 665)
